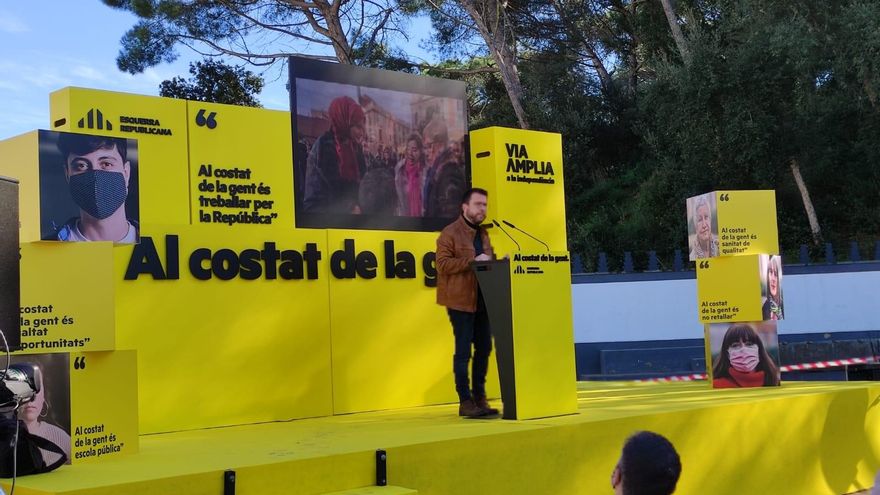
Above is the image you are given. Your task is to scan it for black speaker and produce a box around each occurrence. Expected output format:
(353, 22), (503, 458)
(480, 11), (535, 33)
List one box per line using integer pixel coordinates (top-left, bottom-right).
(0, 177), (20, 351)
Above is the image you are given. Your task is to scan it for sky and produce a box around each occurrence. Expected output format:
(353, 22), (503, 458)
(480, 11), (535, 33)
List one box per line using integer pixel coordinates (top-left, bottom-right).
(0, 2), (435, 139)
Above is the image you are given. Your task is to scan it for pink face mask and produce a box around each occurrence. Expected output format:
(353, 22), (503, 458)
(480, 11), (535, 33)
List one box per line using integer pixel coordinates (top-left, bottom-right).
(728, 344), (760, 372)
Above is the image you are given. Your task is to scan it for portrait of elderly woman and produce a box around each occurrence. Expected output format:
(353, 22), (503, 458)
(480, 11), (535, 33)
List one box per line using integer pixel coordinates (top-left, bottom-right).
(687, 193), (719, 260)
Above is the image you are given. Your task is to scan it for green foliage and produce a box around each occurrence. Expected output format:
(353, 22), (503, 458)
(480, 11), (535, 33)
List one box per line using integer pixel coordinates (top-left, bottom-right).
(159, 60), (264, 107)
(106, 0), (248, 73)
(104, 0), (880, 268)
(636, 0), (880, 264)
(427, 0), (880, 268)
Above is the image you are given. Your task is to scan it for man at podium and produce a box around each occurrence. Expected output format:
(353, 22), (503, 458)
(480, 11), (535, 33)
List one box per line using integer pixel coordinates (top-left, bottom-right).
(436, 187), (500, 418)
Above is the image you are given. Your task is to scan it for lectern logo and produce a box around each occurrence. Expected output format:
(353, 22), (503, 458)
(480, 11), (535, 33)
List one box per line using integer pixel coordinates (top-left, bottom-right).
(513, 265), (543, 275)
(78, 109), (113, 131)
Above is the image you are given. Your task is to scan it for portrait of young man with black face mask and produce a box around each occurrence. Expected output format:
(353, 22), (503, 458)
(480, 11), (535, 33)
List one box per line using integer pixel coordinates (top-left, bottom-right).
(52, 133), (138, 243)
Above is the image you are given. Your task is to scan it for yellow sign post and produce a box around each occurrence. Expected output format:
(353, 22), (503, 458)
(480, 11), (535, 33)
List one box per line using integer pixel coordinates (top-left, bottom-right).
(470, 127), (566, 252)
(470, 127), (576, 419)
(689, 190), (784, 389)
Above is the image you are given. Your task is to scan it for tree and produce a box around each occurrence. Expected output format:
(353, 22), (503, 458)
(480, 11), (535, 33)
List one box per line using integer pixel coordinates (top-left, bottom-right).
(659, 0), (690, 65)
(159, 59), (265, 106)
(638, 0), (880, 252)
(106, 0), (880, 265)
(414, 0), (531, 128)
(102, 0), (407, 72)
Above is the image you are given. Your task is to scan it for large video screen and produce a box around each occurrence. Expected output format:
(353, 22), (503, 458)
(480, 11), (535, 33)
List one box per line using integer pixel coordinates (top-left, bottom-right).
(290, 57), (468, 231)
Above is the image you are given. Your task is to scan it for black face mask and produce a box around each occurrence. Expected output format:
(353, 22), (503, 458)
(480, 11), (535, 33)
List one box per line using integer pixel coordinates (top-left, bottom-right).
(68, 170), (127, 220)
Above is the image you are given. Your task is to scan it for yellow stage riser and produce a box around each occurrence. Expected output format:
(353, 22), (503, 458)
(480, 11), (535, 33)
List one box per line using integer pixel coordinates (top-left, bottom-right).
(4, 382), (877, 495)
(392, 387), (880, 495)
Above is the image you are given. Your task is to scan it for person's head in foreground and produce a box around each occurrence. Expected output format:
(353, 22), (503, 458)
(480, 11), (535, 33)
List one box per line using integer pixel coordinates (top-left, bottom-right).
(612, 431), (681, 495)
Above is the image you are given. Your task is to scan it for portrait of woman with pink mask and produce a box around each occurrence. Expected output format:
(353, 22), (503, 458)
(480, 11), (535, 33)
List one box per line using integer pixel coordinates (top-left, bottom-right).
(761, 255), (784, 320)
(711, 323), (781, 388)
(688, 193), (719, 260)
(18, 370), (72, 467)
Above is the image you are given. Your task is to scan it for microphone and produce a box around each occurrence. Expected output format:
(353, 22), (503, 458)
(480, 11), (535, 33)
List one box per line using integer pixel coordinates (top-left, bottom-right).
(492, 219), (520, 251)
(502, 220), (550, 251)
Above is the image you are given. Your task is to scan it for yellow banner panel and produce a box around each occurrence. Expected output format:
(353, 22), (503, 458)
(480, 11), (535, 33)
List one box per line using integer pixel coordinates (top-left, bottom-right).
(508, 251), (578, 419)
(715, 190), (779, 256)
(470, 127), (567, 253)
(696, 255), (763, 323)
(49, 88), (190, 226)
(326, 229), (498, 414)
(113, 224), (333, 433)
(0, 132), (40, 242)
(187, 101), (295, 229)
(69, 350), (139, 463)
(687, 190), (778, 260)
(18, 242), (115, 353)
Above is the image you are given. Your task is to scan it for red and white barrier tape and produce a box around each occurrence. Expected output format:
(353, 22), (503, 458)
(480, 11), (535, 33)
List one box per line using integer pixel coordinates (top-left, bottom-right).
(781, 356), (874, 371)
(634, 355), (878, 383)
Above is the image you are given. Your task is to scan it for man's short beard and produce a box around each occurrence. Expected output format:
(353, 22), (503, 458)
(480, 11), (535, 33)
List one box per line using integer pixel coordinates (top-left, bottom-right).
(464, 212), (483, 224)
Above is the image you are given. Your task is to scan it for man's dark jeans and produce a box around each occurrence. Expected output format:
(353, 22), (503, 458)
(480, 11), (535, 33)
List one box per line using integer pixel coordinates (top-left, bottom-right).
(448, 304), (492, 402)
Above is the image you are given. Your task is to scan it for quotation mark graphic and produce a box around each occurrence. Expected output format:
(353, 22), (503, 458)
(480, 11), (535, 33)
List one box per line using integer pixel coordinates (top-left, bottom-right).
(699, 260), (710, 269)
(719, 193), (730, 201)
(73, 356), (86, 370)
(195, 109), (218, 129)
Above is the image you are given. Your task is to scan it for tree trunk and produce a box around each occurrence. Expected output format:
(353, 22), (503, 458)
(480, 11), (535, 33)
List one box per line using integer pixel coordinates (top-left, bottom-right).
(460, 1), (530, 129)
(863, 76), (878, 109)
(298, 1), (353, 64)
(549, 0), (613, 94)
(659, 0), (691, 65)
(790, 158), (822, 245)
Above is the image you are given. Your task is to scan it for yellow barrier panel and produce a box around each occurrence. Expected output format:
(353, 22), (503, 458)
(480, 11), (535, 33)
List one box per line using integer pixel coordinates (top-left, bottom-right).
(186, 101), (294, 228)
(696, 255), (765, 323)
(715, 190), (779, 256)
(114, 225), (333, 433)
(69, 350), (139, 463)
(325, 229), (498, 414)
(19, 242), (115, 353)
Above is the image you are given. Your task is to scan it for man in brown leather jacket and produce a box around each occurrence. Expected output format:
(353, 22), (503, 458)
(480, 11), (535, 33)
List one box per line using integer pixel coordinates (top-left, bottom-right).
(436, 187), (500, 418)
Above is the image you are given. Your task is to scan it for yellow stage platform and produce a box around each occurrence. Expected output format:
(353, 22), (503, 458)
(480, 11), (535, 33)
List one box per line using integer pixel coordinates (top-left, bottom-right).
(4, 381), (878, 495)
